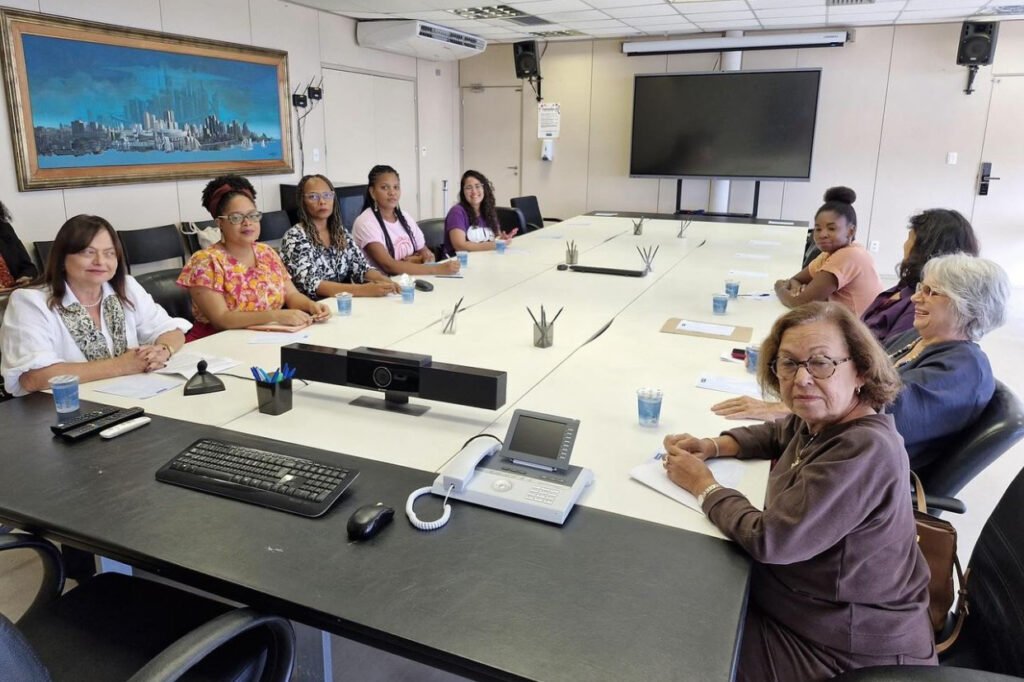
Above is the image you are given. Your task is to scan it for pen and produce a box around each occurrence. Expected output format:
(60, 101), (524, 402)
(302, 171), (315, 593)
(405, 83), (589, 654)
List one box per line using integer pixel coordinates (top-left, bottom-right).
(527, 306), (543, 332)
(548, 307), (565, 326)
(250, 367), (261, 381)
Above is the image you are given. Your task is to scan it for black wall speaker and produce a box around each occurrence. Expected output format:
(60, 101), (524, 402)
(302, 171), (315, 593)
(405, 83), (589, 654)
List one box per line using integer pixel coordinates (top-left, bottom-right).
(956, 21), (999, 66)
(513, 40), (540, 79)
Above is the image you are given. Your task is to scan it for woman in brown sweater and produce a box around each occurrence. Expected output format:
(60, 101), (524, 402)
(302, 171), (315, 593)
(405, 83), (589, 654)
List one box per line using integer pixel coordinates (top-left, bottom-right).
(663, 302), (935, 681)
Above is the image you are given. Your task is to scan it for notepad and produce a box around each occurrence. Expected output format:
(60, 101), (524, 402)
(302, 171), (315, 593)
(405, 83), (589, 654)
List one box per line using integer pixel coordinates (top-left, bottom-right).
(734, 252), (770, 261)
(677, 320), (734, 336)
(728, 269), (769, 279)
(748, 240), (781, 247)
(156, 352), (238, 377)
(95, 374), (184, 400)
(630, 453), (748, 514)
(696, 373), (761, 398)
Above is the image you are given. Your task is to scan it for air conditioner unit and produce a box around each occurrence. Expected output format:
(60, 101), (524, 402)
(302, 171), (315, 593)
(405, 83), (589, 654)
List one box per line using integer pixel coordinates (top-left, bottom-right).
(357, 20), (486, 61)
(622, 31), (849, 56)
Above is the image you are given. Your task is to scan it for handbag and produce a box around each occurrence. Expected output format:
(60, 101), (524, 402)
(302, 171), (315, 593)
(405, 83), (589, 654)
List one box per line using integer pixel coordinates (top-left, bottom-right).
(179, 221), (221, 250)
(912, 472), (968, 653)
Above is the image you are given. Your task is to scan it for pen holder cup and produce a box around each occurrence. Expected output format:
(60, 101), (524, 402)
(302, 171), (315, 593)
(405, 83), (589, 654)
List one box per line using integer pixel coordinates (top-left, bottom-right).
(533, 324), (554, 349)
(565, 250), (578, 265)
(256, 379), (293, 416)
(633, 223), (643, 236)
(440, 310), (457, 335)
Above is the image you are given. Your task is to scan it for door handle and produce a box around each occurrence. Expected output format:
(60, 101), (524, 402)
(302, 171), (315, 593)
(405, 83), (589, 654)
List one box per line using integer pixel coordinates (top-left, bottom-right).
(979, 162), (999, 196)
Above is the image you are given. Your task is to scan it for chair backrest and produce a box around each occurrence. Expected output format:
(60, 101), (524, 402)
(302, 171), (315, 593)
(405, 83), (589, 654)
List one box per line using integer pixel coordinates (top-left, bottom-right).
(339, 193), (365, 232)
(916, 381), (1024, 500)
(258, 210), (293, 244)
(418, 218), (447, 260)
(135, 270), (194, 322)
(33, 241), (53, 274)
(496, 207), (526, 235)
(511, 196), (543, 232)
(116, 225), (185, 274)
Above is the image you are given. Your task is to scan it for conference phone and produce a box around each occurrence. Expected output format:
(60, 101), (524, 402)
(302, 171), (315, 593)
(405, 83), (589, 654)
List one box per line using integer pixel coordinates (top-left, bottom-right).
(406, 410), (594, 528)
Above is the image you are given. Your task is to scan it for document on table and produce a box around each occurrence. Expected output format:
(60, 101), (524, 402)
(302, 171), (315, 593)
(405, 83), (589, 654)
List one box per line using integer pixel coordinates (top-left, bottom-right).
(248, 331), (310, 344)
(696, 373), (761, 398)
(155, 352), (238, 377)
(630, 453), (748, 514)
(734, 252), (770, 260)
(748, 240), (781, 247)
(676, 320), (735, 336)
(729, 269), (769, 279)
(95, 374), (184, 400)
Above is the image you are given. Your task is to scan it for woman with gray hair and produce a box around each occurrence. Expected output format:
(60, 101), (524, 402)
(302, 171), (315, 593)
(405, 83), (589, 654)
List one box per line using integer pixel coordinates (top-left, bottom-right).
(886, 253), (1009, 467)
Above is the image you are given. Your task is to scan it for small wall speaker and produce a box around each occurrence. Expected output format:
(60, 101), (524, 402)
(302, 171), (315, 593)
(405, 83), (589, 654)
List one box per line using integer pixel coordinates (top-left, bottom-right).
(956, 21), (999, 66)
(513, 41), (540, 79)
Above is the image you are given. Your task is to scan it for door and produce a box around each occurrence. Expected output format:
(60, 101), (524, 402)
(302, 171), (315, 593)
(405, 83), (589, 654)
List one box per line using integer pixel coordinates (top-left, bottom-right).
(323, 69), (418, 214)
(972, 76), (1024, 285)
(461, 86), (521, 207)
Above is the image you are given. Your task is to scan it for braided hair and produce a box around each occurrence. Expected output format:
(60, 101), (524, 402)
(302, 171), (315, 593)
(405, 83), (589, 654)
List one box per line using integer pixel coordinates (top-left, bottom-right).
(201, 175), (257, 219)
(296, 174), (346, 250)
(457, 170), (499, 235)
(362, 165), (417, 258)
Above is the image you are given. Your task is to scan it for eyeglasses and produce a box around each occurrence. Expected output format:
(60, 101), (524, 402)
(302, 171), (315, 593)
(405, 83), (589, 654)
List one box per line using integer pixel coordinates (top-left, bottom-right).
(463, 184), (484, 192)
(75, 248), (118, 260)
(219, 212), (263, 225)
(915, 282), (946, 298)
(303, 191), (335, 203)
(771, 355), (851, 380)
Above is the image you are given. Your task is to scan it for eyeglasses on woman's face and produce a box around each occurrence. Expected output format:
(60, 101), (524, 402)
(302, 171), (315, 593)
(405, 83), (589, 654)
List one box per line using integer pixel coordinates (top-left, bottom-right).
(303, 191), (335, 203)
(771, 355), (852, 380)
(914, 282), (946, 298)
(219, 212), (263, 225)
(463, 183), (484, 193)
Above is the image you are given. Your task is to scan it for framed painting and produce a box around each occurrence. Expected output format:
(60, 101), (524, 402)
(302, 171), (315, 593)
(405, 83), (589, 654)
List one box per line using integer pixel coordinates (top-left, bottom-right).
(1, 9), (293, 191)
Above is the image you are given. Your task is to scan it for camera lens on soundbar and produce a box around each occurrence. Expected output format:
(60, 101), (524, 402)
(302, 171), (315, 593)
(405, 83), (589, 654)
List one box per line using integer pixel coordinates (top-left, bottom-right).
(372, 366), (393, 388)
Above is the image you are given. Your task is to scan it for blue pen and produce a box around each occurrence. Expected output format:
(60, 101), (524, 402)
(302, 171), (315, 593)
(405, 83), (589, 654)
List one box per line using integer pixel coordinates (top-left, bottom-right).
(259, 368), (270, 383)
(269, 369), (280, 384)
(250, 367), (261, 381)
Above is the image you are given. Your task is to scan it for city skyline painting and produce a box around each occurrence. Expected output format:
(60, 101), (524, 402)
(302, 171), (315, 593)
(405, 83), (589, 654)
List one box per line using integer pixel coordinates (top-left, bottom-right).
(1, 9), (293, 190)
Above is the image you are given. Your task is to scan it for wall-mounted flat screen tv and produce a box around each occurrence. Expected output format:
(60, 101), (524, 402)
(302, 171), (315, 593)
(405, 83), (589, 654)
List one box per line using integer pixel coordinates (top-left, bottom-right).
(629, 69), (822, 181)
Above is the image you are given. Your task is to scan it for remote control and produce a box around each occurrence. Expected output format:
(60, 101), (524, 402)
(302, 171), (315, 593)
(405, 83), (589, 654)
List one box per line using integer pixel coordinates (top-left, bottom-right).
(61, 407), (145, 442)
(51, 406), (120, 435)
(100, 416), (152, 439)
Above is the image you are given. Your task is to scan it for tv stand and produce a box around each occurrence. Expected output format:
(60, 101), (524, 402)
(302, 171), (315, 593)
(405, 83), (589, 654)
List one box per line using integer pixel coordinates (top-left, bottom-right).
(674, 179), (762, 220)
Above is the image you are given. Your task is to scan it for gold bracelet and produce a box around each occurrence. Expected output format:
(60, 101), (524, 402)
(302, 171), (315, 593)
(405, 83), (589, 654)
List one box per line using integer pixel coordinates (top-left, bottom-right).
(703, 437), (720, 458)
(158, 343), (174, 357)
(696, 483), (723, 507)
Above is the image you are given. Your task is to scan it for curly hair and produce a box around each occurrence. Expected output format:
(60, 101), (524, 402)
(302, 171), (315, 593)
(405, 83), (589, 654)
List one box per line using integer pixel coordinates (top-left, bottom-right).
(201, 175), (257, 219)
(295, 174), (346, 250)
(897, 209), (978, 288)
(757, 302), (901, 410)
(458, 170), (499, 234)
(815, 186), (857, 228)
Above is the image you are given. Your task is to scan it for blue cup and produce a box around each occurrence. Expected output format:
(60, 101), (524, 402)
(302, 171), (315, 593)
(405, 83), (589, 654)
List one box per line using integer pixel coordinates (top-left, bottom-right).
(725, 280), (740, 299)
(456, 250), (469, 268)
(637, 387), (663, 427)
(48, 375), (80, 414)
(335, 292), (352, 316)
(400, 284), (415, 304)
(712, 294), (729, 315)
(745, 344), (760, 374)
(495, 240), (507, 254)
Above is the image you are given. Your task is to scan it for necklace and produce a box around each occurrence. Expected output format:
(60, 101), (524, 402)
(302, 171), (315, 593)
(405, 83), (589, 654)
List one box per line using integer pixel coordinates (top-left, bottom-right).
(791, 431), (820, 469)
(889, 337), (922, 365)
(73, 291), (103, 308)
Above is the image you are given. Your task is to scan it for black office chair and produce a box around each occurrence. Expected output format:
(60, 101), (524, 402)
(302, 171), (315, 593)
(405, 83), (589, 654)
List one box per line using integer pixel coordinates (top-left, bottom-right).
(117, 225), (187, 275)
(496, 207), (527, 236)
(418, 218), (447, 260)
(510, 196), (561, 233)
(0, 532), (295, 681)
(832, 457), (1024, 682)
(33, 240), (53, 274)
(802, 228), (820, 268)
(338, 193), (365, 232)
(136, 270), (194, 323)
(915, 381), (1024, 515)
(258, 210), (293, 244)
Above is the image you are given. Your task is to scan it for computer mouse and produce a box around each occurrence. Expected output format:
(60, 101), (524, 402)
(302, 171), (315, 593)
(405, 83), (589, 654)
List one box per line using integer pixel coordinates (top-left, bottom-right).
(347, 503), (395, 541)
(414, 279), (434, 292)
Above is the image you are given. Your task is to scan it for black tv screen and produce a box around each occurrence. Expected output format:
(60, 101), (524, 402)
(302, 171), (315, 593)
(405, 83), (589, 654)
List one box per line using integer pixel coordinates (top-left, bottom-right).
(629, 69), (821, 181)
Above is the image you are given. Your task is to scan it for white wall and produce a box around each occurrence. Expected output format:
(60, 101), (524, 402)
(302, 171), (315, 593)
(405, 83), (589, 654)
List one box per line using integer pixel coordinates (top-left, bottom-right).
(0, 0), (461, 247)
(460, 21), (1024, 279)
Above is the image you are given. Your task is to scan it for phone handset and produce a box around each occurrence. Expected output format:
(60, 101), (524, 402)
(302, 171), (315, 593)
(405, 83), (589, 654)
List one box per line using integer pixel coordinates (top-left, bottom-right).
(406, 439), (501, 531)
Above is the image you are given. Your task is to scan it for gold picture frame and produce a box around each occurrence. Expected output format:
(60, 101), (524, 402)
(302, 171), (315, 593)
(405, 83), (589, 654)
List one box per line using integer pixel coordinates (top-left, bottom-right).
(1, 9), (293, 191)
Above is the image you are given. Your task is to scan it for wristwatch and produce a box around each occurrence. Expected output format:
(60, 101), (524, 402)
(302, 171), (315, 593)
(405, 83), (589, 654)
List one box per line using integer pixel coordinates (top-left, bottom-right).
(696, 483), (723, 507)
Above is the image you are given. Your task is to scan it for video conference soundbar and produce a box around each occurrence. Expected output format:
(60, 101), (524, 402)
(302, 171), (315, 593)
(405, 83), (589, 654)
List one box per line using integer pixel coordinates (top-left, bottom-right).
(281, 343), (507, 416)
(562, 264), (647, 277)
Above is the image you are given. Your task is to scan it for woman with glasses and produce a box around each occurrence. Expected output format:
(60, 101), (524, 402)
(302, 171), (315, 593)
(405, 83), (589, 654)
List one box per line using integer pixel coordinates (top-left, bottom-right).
(280, 175), (399, 299)
(664, 302), (935, 681)
(711, 255), (1009, 469)
(775, 187), (883, 316)
(1, 215), (190, 396)
(443, 170), (516, 256)
(176, 175), (330, 341)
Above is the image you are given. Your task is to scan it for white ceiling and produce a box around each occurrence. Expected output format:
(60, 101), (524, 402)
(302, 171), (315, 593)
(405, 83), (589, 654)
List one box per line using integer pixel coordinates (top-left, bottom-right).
(284, 0), (1019, 42)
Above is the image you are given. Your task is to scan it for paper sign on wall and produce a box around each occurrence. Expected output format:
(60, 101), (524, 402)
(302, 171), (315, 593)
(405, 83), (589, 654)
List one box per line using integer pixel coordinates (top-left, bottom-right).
(538, 102), (560, 139)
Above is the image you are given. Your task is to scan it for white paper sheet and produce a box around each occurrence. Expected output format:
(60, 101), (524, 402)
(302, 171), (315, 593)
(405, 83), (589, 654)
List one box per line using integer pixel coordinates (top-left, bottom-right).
(630, 452), (748, 514)
(247, 332), (310, 344)
(94, 374), (184, 400)
(734, 252), (770, 260)
(155, 352), (238, 377)
(696, 373), (761, 398)
(676, 320), (735, 336)
(748, 240), (781, 247)
(728, 269), (769, 279)
(720, 351), (744, 364)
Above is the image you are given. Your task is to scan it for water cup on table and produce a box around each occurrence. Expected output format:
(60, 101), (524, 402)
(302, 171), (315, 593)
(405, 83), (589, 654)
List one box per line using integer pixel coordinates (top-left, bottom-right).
(48, 375), (80, 414)
(637, 388), (663, 427)
(335, 292), (352, 316)
(456, 250), (469, 268)
(712, 293), (729, 315)
(745, 343), (760, 375)
(725, 279), (740, 299)
(495, 240), (507, 254)
(399, 282), (415, 304)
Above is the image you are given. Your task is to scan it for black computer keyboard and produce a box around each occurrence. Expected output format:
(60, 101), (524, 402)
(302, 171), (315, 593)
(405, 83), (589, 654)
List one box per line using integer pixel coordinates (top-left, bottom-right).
(569, 265), (647, 277)
(156, 438), (358, 517)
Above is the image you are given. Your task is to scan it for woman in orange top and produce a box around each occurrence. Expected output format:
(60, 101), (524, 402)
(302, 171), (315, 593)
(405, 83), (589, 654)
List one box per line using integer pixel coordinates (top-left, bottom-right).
(177, 176), (330, 341)
(774, 187), (882, 317)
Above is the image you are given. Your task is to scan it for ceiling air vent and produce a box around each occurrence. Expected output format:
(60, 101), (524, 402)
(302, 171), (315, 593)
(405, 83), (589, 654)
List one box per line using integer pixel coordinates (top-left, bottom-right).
(826, 0), (875, 6)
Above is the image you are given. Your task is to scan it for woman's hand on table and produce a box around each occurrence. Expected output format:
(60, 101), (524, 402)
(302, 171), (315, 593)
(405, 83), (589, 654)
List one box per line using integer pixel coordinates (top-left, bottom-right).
(663, 439), (716, 494)
(711, 396), (788, 421)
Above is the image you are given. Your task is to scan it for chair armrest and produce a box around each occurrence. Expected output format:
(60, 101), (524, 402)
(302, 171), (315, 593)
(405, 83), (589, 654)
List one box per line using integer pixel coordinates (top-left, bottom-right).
(0, 533), (65, 615)
(127, 607), (295, 682)
(833, 665), (1024, 681)
(925, 494), (967, 514)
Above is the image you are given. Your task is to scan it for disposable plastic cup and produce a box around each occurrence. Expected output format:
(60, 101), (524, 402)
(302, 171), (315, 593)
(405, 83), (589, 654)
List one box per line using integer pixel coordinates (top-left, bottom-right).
(712, 294), (729, 315)
(48, 375), (80, 414)
(637, 387), (663, 427)
(335, 292), (352, 316)
(725, 280), (740, 299)
(400, 284), (415, 304)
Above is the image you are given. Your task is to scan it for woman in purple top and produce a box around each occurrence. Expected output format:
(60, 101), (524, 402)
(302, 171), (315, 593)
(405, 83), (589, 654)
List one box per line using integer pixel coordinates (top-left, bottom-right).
(443, 170), (517, 257)
(664, 302), (935, 681)
(862, 208), (978, 346)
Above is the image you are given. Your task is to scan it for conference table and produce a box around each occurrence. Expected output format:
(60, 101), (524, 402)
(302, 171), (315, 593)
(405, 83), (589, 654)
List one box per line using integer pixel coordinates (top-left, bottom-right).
(0, 212), (808, 681)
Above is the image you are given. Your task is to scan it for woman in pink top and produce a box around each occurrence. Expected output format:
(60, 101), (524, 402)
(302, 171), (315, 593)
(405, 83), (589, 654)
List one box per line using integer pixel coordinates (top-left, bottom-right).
(775, 187), (882, 316)
(351, 165), (459, 277)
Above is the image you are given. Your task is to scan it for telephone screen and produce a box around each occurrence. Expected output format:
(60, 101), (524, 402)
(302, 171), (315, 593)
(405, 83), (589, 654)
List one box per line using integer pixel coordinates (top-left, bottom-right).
(507, 415), (566, 460)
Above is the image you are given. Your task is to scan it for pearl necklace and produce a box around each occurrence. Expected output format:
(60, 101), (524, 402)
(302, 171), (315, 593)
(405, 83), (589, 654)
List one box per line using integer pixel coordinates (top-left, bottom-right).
(73, 291), (103, 308)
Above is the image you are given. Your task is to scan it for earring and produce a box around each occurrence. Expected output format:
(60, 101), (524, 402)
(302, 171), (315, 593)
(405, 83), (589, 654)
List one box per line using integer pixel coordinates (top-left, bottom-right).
(855, 386), (862, 395)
